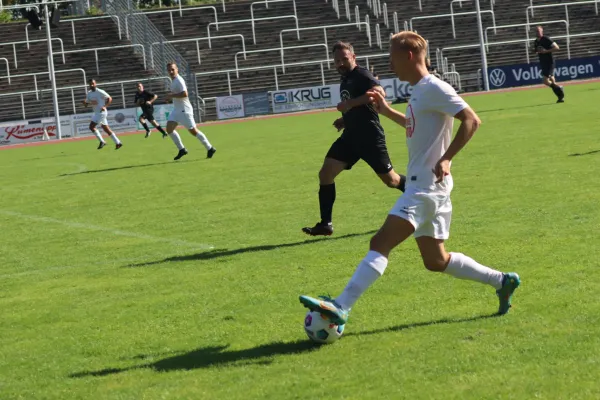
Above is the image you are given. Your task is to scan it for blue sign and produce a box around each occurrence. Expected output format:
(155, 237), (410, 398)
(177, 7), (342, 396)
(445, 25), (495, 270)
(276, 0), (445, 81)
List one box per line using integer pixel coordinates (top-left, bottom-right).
(243, 92), (270, 116)
(487, 56), (600, 89)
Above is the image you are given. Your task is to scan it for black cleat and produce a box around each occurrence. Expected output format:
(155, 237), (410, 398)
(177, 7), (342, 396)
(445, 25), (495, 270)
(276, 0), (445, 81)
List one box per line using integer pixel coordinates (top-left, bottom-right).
(97, 141), (106, 150)
(302, 222), (334, 236)
(556, 98), (565, 103)
(174, 148), (188, 160)
(115, 143), (123, 150)
(144, 130), (151, 138)
(207, 147), (216, 159)
(162, 132), (168, 139)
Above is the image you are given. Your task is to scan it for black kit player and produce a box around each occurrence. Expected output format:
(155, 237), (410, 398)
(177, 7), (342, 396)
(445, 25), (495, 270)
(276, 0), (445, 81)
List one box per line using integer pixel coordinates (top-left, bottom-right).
(134, 82), (168, 138)
(534, 26), (565, 103)
(302, 41), (407, 237)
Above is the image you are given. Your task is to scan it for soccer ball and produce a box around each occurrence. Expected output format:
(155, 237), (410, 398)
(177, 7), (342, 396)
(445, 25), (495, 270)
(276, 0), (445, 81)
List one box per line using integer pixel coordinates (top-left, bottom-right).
(304, 310), (345, 344)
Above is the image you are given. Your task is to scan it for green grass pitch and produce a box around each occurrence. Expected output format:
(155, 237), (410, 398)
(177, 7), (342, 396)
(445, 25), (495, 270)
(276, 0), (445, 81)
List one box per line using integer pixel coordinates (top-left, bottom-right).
(1, 82), (599, 399)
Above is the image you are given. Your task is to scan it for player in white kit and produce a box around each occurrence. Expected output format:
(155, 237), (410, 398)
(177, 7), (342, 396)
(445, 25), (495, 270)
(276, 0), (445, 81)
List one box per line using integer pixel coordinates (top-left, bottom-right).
(82, 79), (123, 150)
(165, 62), (216, 161)
(299, 32), (521, 326)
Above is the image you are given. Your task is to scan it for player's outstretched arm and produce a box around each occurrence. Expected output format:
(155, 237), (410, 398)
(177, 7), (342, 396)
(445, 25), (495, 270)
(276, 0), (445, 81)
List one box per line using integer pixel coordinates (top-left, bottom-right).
(366, 90), (407, 128)
(433, 107), (481, 182)
(337, 85), (386, 113)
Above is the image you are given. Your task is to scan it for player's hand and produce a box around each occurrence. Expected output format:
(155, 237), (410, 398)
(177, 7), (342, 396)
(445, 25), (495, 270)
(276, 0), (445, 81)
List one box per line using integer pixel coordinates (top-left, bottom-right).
(166, 93), (172, 102)
(82, 100), (88, 107)
(366, 89), (388, 114)
(433, 158), (451, 183)
(146, 101), (152, 105)
(336, 101), (351, 113)
(333, 117), (344, 132)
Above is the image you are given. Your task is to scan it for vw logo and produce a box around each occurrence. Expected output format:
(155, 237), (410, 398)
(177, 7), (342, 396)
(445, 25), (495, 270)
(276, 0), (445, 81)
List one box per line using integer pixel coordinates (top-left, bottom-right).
(489, 69), (506, 87)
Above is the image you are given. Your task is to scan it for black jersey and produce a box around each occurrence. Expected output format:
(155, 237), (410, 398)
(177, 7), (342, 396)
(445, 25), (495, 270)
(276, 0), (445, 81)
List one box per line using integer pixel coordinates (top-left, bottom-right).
(534, 36), (555, 65)
(340, 66), (383, 137)
(134, 90), (156, 112)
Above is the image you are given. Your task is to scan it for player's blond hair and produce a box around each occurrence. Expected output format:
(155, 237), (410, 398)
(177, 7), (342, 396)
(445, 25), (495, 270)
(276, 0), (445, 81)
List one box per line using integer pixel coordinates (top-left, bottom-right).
(390, 31), (428, 56)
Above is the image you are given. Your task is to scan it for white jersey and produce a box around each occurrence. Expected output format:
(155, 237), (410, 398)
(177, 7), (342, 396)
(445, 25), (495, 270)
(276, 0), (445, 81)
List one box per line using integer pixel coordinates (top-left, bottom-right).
(170, 75), (193, 114)
(405, 75), (468, 190)
(86, 89), (110, 113)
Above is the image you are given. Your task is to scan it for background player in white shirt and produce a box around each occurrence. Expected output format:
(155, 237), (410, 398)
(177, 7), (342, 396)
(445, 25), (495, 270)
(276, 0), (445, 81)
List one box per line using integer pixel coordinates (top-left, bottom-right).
(165, 63), (216, 161)
(82, 79), (123, 150)
(299, 32), (520, 326)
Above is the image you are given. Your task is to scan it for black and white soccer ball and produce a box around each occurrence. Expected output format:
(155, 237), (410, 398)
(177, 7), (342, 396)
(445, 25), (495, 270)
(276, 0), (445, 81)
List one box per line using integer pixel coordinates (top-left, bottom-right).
(304, 310), (345, 344)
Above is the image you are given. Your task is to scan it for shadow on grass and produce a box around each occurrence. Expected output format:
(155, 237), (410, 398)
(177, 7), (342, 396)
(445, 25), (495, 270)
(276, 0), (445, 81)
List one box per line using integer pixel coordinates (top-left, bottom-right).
(477, 103), (552, 114)
(70, 313), (499, 378)
(125, 230), (377, 267)
(70, 340), (321, 377)
(568, 149), (600, 157)
(60, 159), (199, 176)
(345, 313), (500, 337)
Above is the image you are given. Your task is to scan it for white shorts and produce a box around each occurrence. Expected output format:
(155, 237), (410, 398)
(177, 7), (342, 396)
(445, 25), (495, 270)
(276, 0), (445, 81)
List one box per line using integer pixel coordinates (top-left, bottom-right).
(168, 109), (196, 129)
(91, 111), (108, 126)
(389, 185), (452, 239)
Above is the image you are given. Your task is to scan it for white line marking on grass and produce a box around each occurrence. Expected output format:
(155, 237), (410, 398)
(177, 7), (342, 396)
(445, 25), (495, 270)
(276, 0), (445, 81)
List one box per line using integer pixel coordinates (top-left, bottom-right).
(0, 210), (214, 250)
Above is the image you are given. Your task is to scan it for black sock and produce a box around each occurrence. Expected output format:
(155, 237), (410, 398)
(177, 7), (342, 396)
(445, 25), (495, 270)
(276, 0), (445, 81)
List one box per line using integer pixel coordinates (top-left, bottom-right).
(397, 175), (406, 192)
(141, 122), (150, 132)
(156, 125), (167, 135)
(550, 83), (563, 98)
(319, 183), (336, 224)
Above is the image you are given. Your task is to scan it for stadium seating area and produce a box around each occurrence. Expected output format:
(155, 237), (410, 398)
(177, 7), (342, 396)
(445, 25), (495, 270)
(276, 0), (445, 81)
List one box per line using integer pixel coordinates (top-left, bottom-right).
(1, 0), (599, 122)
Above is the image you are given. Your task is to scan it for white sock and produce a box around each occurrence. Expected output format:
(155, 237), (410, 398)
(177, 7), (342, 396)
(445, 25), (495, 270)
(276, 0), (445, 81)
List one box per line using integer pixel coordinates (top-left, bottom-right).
(195, 130), (212, 150)
(169, 131), (185, 150)
(445, 252), (504, 290)
(335, 250), (388, 310)
(92, 129), (104, 143)
(109, 133), (121, 145)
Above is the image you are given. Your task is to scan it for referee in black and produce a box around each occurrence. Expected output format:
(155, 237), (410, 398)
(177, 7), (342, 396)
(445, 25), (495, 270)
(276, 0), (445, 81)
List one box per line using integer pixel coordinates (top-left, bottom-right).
(302, 41), (406, 237)
(534, 26), (565, 103)
(134, 82), (168, 138)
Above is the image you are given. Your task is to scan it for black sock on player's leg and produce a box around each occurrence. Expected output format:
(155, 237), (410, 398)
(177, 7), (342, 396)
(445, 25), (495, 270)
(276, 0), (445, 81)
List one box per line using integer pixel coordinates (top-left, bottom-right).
(141, 122), (150, 132)
(550, 83), (563, 98)
(319, 183), (336, 224)
(156, 125), (167, 135)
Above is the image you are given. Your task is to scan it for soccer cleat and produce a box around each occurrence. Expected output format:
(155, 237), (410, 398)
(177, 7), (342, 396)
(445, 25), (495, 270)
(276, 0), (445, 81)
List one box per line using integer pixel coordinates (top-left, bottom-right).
(556, 98), (565, 103)
(299, 295), (349, 325)
(162, 132), (168, 139)
(496, 272), (521, 315)
(207, 147), (216, 159)
(115, 143), (123, 150)
(302, 222), (334, 236)
(144, 130), (151, 138)
(97, 141), (106, 150)
(174, 148), (188, 160)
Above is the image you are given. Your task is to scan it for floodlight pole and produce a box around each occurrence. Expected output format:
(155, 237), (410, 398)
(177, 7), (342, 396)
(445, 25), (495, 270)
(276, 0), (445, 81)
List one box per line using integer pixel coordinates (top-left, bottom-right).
(44, 0), (62, 139)
(475, 0), (489, 91)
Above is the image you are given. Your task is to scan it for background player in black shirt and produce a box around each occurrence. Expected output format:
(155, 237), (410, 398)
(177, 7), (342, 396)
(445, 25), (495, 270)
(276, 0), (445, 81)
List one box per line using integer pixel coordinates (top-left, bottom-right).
(302, 41), (406, 237)
(534, 26), (565, 103)
(134, 82), (168, 138)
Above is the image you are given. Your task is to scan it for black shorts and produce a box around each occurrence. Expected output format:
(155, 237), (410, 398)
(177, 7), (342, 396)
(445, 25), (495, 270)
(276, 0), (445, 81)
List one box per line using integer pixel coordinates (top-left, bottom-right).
(140, 108), (155, 121)
(326, 134), (393, 174)
(541, 63), (555, 78)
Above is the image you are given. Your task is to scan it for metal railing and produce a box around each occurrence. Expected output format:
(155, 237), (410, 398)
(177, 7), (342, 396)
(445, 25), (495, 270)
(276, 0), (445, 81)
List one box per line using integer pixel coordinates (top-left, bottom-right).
(195, 52), (391, 95)
(208, 15), (300, 46)
(528, 0), (599, 17)
(54, 44), (147, 75)
(439, 31), (600, 64)
(279, 22), (372, 72)
(234, 43), (331, 78)
(126, 6), (219, 37)
(409, 10), (496, 39)
(25, 15), (122, 47)
(0, 58), (10, 84)
(376, 24), (382, 49)
(485, 20), (570, 63)
(0, 75), (172, 120)
(150, 35), (247, 68)
(251, 0), (298, 26)
(0, 68), (87, 101)
(0, 38), (65, 69)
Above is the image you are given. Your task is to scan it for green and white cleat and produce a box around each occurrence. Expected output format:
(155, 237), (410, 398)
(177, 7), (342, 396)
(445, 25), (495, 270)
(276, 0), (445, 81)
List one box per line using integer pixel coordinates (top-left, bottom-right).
(299, 295), (349, 325)
(496, 273), (521, 315)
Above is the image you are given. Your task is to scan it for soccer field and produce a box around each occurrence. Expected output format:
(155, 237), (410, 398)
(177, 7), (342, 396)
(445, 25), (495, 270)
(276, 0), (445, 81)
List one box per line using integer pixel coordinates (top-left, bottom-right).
(1, 82), (599, 400)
